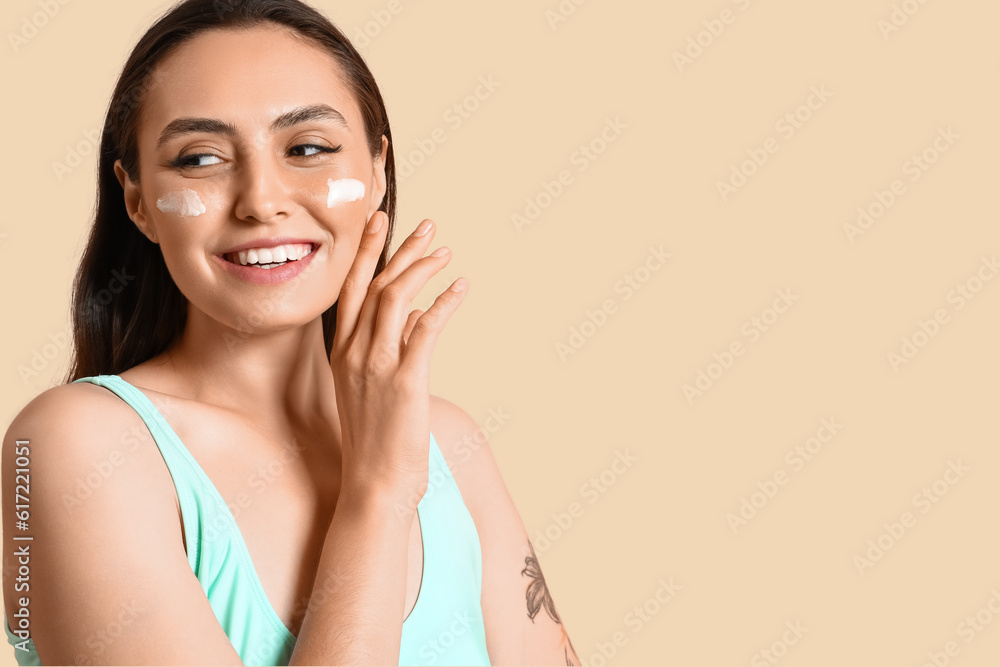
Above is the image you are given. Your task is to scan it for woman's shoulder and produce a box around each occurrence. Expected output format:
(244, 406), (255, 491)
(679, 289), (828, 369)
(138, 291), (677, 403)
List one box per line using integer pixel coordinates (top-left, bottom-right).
(1, 379), (180, 522)
(4, 380), (139, 454)
(1, 382), (184, 549)
(428, 394), (514, 518)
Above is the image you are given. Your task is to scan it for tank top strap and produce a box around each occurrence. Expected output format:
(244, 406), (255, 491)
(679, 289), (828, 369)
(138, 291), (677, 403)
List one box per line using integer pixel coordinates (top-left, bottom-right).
(71, 374), (206, 570)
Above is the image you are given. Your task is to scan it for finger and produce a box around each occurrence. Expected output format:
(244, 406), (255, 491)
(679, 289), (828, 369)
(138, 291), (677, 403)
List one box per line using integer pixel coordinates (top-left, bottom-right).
(333, 210), (389, 353)
(402, 309), (424, 346)
(398, 277), (468, 380)
(377, 218), (438, 285)
(366, 247), (452, 359)
(351, 219), (439, 357)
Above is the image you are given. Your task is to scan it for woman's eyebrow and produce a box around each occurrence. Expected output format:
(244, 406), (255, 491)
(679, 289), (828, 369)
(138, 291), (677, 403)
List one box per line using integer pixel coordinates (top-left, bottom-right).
(270, 104), (350, 133)
(156, 117), (238, 149)
(155, 104), (349, 149)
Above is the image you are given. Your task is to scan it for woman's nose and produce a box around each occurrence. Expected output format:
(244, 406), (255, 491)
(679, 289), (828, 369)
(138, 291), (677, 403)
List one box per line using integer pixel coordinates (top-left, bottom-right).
(232, 151), (291, 223)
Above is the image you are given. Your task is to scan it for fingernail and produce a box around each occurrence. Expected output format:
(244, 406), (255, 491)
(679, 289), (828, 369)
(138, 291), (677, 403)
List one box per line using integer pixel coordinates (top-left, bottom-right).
(415, 220), (433, 236)
(450, 277), (467, 291)
(430, 246), (450, 257)
(366, 213), (384, 234)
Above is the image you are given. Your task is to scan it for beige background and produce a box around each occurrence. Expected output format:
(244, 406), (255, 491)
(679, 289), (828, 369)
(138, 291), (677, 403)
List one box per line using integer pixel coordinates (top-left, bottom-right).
(2, 0), (1000, 665)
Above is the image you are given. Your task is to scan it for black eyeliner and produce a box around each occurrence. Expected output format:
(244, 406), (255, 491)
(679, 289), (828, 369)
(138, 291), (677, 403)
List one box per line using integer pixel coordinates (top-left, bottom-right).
(168, 143), (342, 170)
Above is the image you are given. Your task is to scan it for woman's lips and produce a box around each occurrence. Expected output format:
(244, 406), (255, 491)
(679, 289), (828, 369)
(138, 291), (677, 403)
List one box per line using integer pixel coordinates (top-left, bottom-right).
(213, 242), (320, 285)
(219, 236), (320, 255)
(222, 242), (316, 267)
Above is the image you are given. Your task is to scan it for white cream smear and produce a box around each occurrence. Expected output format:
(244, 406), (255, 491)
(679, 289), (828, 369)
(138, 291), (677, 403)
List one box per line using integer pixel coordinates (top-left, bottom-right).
(327, 178), (365, 208)
(157, 189), (206, 217)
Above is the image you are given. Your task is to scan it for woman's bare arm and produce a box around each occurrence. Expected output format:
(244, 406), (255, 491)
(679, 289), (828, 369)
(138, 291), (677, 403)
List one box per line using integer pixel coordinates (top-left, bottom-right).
(286, 482), (416, 665)
(1, 385), (244, 666)
(430, 396), (582, 666)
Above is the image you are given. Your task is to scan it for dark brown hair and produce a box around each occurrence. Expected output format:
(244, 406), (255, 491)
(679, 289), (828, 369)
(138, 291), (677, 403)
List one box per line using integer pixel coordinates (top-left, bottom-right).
(65, 0), (396, 382)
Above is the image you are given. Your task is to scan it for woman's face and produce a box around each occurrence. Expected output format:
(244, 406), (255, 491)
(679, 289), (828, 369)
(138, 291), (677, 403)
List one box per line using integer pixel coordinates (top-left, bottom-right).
(115, 25), (387, 335)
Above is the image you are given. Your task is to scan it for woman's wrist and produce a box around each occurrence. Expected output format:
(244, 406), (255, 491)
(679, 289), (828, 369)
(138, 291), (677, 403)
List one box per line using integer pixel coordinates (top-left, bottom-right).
(336, 472), (424, 523)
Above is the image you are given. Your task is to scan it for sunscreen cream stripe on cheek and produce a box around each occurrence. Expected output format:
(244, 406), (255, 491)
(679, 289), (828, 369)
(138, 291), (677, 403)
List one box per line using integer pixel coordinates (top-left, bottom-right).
(157, 189), (207, 217)
(327, 178), (365, 207)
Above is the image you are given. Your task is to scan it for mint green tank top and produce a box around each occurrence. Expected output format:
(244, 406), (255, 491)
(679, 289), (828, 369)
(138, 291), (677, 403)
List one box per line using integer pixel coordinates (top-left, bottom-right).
(5, 374), (491, 666)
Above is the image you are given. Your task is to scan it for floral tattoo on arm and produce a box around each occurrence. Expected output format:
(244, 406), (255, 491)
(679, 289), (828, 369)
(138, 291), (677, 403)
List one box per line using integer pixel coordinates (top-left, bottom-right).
(521, 539), (581, 665)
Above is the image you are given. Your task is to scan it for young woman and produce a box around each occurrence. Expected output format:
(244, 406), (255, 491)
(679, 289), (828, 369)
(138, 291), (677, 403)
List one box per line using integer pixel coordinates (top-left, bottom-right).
(2, 1), (580, 664)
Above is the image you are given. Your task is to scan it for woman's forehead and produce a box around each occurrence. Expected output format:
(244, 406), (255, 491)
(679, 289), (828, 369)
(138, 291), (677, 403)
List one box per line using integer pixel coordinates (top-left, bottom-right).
(138, 26), (361, 139)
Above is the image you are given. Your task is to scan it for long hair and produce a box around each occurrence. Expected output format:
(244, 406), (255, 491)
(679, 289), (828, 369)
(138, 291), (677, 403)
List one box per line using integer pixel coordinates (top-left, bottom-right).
(64, 0), (397, 382)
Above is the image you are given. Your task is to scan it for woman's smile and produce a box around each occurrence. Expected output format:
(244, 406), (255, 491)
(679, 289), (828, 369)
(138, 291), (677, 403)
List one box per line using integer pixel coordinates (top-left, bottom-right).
(213, 238), (322, 284)
(224, 242), (316, 267)
(212, 236), (322, 285)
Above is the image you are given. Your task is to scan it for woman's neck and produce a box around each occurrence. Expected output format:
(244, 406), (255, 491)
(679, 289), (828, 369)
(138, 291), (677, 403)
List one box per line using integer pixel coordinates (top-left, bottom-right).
(155, 306), (340, 433)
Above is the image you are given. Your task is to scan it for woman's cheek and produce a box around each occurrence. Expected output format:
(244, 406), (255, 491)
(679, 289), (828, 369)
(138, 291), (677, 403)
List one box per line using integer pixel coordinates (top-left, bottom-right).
(325, 177), (366, 208)
(154, 187), (228, 219)
(150, 186), (226, 276)
(301, 176), (369, 237)
(156, 188), (207, 217)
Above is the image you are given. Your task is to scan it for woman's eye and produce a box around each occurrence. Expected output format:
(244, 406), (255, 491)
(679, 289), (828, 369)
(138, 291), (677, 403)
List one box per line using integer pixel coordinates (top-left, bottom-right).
(289, 144), (341, 157)
(171, 153), (222, 169)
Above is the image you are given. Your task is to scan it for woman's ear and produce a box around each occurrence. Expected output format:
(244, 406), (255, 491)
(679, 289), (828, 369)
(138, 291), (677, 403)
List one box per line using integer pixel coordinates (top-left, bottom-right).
(113, 159), (158, 244)
(368, 135), (388, 218)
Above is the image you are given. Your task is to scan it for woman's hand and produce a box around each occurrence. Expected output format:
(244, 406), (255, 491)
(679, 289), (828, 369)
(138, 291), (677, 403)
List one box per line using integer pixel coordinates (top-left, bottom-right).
(329, 209), (468, 501)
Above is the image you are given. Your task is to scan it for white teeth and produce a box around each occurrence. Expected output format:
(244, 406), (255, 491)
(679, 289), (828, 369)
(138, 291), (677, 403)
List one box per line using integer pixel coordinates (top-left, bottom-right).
(229, 243), (314, 266)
